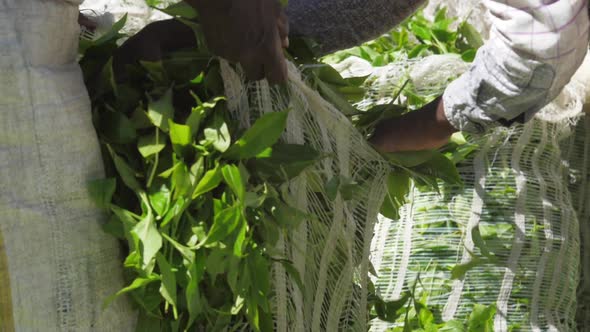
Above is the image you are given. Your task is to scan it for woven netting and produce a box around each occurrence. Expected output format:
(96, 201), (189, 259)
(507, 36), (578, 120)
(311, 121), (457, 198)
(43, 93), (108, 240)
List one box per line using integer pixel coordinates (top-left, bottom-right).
(356, 53), (470, 111)
(220, 61), (391, 331)
(371, 116), (584, 332)
(424, 0), (491, 40)
(563, 115), (590, 330)
(365, 0), (590, 329)
(364, 44), (590, 332)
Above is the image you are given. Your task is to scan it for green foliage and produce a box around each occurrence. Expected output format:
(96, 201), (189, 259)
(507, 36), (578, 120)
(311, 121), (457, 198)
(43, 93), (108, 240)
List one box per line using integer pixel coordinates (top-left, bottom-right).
(80, 8), (319, 331)
(324, 7), (482, 66)
(375, 276), (497, 332)
(81, 3), (485, 331)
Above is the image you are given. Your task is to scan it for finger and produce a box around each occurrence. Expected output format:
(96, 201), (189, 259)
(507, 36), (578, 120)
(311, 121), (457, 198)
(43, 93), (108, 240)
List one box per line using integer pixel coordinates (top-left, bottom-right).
(277, 10), (289, 41)
(240, 51), (266, 81)
(263, 30), (288, 84)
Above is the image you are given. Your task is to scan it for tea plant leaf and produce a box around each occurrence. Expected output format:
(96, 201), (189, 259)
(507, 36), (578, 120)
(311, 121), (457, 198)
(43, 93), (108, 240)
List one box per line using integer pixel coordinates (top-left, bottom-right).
(206, 205), (243, 244)
(192, 166), (222, 199)
(147, 88), (174, 132)
(203, 114), (231, 153)
(156, 253), (178, 318)
(132, 211), (162, 270)
(225, 111), (289, 160)
(222, 164), (246, 202)
(138, 130), (166, 158)
(88, 178), (116, 209)
(467, 304), (496, 332)
(381, 171), (411, 220)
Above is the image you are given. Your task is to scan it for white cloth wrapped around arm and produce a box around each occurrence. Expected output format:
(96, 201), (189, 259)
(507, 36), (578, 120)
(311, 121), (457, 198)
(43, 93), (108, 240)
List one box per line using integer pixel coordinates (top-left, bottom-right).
(443, 0), (589, 133)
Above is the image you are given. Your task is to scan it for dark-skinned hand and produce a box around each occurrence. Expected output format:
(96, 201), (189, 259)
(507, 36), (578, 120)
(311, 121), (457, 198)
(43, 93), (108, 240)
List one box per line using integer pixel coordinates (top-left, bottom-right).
(370, 98), (458, 153)
(185, 0), (289, 84)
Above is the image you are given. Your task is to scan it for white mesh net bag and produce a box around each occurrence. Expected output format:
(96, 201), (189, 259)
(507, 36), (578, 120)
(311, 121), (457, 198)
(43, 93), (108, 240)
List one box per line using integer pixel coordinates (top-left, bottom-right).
(371, 117), (584, 332)
(424, 0), (491, 40)
(366, 0), (590, 329)
(563, 113), (590, 329)
(366, 40), (590, 332)
(220, 60), (392, 331)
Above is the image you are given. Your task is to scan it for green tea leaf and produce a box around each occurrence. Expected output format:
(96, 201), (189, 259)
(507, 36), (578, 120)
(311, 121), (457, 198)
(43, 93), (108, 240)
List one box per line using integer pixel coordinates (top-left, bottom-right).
(156, 253), (178, 318)
(458, 22), (484, 50)
(148, 183), (171, 218)
(156, 1), (198, 19)
(138, 130), (166, 158)
(380, 171), (411, 220)
(414, 152), (462, 185)
(206, 205), (243, 244)
(97, 111), (137, 144)
(203, 115), (231, 153)
(193, 166), (222, 199)
(225, 111), (289, 160)
(109, 147), (142, 191)
(161, 233), (194, 263)
(233, 220), (248, 257)
(374, 293), (410, 322)
(253, 143), (321, 182)
(88, 178), (116, 209)
(103, 275), (159, 309)
(467, 304), (496, 332)
(439, 320), (465, 332)
(147, 88), (174, 132)
(222, 164), (246, 202)
(169, 121), (192, 147)
(266, 198), (307, 229)
(132, 212), (162, 270)
(278, 260), (305, 293)
(186, 252), (206, 327)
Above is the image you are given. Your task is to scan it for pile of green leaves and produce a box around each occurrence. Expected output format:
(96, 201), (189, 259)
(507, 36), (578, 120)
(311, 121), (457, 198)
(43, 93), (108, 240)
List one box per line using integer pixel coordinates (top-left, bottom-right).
(79, 2), (483, 331)
(81, 6), (320, 331)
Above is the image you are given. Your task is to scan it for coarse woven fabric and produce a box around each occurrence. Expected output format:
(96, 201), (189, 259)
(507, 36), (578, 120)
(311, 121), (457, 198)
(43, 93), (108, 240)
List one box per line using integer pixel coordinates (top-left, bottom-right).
(0, 0), (136, 331)
(286, 0), (426, 54)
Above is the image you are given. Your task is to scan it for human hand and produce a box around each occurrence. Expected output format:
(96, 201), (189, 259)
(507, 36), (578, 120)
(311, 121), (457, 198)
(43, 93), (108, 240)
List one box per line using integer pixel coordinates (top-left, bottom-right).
(370, 98), (457, 153)
(186, 0), (289, 84)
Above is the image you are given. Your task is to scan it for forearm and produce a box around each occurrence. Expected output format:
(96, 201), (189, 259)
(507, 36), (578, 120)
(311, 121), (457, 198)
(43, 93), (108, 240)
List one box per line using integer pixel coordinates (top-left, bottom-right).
(371, 98), (456, 152)
(286, 0), (426, 55)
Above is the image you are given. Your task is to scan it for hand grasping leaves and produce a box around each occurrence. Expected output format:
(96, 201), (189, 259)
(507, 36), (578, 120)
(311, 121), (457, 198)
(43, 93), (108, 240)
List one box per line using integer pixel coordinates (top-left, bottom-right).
(185, 0), (290, 84)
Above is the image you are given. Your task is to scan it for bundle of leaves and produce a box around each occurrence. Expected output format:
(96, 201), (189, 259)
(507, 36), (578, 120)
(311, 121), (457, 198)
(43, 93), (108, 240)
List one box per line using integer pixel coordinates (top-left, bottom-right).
(78, 2), (479, 331)
(81, 8), (320, 332)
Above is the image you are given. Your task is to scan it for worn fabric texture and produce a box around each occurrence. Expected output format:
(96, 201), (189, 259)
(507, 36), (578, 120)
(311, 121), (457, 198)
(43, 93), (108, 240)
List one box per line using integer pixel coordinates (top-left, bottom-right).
(286, 0), (426, 54)
(0, 0), (136, 331)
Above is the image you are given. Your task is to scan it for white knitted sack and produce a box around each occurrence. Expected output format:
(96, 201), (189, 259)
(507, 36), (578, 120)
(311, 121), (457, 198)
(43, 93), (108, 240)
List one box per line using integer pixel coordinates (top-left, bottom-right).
(220, 60), (392, 332)
(368, 2), (590, 331)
